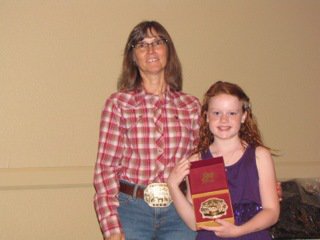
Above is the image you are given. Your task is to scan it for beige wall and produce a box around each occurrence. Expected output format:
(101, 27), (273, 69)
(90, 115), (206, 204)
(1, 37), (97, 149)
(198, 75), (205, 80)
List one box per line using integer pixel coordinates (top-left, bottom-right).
(1, 0), (319, 239)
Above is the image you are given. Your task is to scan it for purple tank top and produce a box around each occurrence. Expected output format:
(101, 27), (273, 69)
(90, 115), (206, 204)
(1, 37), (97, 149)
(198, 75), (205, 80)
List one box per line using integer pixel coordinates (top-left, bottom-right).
(196, 145), (272, 240)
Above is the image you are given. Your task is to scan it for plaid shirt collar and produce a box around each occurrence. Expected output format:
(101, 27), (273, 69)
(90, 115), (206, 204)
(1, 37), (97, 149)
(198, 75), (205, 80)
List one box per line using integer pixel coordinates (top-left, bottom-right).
(129, 86), (188, 108)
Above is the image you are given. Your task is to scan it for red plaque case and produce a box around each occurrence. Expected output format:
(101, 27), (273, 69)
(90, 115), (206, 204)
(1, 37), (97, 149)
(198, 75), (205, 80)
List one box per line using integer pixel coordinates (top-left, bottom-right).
(188, 157), (234, 229)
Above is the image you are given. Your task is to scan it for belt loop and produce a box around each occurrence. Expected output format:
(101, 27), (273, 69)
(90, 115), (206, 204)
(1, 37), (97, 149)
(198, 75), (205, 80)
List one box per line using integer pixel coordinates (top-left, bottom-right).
(133, 184), (139, 199)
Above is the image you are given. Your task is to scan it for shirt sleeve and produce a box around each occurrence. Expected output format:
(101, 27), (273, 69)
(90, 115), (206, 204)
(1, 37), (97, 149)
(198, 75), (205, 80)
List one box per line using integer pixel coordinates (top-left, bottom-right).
(93, 97), (124, 238)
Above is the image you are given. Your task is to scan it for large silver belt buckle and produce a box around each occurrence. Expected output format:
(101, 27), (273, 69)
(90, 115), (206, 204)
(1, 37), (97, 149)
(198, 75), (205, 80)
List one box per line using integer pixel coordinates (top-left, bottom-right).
(144, 183), (172, 208)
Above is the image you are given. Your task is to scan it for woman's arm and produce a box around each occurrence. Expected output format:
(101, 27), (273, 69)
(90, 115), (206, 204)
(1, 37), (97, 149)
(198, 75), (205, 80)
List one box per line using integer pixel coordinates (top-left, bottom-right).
(93, 97), (124, 239)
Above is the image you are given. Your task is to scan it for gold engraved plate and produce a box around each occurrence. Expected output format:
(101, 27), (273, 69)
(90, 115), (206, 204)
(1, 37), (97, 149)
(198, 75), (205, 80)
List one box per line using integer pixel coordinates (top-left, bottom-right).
(144, 183), (172, 207)
(200, 197), (228, 219)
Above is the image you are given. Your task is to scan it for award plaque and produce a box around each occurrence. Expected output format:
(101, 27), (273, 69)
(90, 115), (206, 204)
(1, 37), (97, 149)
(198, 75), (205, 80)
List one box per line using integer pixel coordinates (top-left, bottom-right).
(188, 157), (234, 229)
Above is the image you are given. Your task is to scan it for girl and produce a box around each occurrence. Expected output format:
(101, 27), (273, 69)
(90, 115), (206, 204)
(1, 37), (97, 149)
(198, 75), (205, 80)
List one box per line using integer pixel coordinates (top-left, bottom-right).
(167, 81), (280, 239)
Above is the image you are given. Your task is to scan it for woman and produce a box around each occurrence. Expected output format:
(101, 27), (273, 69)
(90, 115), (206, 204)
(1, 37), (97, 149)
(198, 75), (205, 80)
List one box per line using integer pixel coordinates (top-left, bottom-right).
(93, 21), (200, 240)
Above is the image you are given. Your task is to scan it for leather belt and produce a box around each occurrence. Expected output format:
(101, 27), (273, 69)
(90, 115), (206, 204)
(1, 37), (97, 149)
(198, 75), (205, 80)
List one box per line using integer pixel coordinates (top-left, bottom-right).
(119, 181), (145, 199)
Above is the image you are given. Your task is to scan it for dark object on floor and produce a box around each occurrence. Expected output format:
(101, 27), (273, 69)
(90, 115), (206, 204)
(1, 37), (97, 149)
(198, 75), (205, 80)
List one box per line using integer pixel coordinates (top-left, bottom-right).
(271, 178), (320, 239)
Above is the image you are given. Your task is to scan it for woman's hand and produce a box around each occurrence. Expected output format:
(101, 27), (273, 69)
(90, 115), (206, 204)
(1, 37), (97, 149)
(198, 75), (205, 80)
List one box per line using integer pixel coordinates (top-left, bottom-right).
(276, 181), (283, 201)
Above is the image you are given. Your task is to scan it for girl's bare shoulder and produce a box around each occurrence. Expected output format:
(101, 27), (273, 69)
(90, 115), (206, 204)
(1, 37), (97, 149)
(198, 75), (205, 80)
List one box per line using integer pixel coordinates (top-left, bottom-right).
(255, 146), (272, 158)
(255, 146), (273, 167)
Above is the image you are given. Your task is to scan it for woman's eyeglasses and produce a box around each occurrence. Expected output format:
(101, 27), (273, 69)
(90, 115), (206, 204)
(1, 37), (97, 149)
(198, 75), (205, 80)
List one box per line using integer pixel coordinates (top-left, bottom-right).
(132, 39), (167, 51)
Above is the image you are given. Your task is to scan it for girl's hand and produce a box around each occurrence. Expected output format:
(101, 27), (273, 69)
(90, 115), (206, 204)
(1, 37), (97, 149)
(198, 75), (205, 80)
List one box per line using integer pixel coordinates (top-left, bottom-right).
(167, 158), (190, 189)
(200, 219), (240, 238)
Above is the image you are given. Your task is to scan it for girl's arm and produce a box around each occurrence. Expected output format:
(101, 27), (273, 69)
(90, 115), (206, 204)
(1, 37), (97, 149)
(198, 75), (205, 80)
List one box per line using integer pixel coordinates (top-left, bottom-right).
(233, 146), (280, 236)
(201, 147), (280, 237)
(167, 155), (198, 231)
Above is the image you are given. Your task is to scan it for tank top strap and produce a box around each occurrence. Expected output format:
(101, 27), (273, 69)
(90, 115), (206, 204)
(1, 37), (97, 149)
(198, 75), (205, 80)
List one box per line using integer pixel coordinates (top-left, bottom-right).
(239, 145), (257, 168)
(201, 148), (213, 160)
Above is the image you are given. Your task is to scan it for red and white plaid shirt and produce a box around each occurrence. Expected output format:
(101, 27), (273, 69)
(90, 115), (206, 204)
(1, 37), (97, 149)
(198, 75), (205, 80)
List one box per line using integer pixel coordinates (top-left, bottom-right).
(93, 88), (200, 238)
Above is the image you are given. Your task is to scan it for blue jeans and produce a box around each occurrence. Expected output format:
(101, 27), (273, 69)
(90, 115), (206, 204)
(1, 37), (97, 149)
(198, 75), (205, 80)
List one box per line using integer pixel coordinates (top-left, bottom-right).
(118, 192), (196, 240)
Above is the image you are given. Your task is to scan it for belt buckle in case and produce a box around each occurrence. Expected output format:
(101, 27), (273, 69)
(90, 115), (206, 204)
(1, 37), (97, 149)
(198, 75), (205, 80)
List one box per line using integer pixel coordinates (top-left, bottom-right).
(144, 183), (172, 208)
